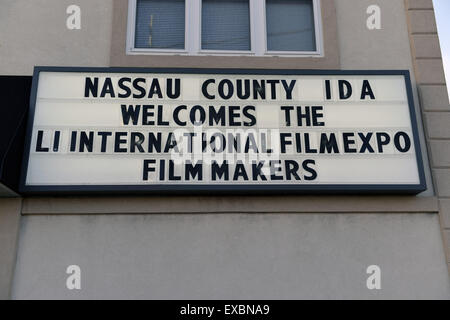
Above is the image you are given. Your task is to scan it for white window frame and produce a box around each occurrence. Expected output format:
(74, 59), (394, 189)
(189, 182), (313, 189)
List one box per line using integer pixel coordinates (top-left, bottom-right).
(126, 0), (323, 57)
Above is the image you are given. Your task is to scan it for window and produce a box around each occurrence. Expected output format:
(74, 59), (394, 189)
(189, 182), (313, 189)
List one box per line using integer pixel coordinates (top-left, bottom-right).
(266, 0), (316, 52)
(201, 0), (251, 51)
(127, 0), (322, 56)
(134, 0), (185, 50)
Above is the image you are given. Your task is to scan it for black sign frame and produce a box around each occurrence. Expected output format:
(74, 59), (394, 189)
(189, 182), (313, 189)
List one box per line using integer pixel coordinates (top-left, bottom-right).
(20, 67), (427, 195)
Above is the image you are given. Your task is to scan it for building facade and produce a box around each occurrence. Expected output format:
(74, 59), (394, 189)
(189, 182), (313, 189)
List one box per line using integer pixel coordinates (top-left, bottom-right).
(0, 0), (450, 299)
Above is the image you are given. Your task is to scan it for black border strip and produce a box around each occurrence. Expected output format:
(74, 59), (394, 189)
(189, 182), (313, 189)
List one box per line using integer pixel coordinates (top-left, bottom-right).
(19, 67), (427, 195)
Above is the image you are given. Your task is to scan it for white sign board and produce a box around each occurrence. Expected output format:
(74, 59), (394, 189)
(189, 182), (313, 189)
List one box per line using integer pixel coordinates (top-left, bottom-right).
(21, 67), (426, 194)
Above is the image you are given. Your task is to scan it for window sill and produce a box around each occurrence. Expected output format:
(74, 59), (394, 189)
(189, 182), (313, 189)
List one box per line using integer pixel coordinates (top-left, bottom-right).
(127, 49), (323, 58)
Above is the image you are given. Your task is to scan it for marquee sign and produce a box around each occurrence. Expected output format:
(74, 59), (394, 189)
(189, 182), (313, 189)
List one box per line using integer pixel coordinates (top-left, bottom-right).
(20, 67), (426, 194)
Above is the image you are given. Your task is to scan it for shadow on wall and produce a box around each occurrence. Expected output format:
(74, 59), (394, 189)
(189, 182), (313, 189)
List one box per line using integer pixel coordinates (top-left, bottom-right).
(0, 76), (32, 193)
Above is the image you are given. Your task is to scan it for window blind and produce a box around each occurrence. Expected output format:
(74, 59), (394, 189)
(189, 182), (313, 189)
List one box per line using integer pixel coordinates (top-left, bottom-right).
(266, 0), (316, 52)
(202, 0), (251, 51)
(135, 0), (185, 49)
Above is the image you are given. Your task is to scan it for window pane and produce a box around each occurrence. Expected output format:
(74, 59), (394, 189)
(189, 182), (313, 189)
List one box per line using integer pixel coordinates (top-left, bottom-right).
(135, 0), (185, 49)
(202, 0), (251, 51)
(266, 0), (316, 52)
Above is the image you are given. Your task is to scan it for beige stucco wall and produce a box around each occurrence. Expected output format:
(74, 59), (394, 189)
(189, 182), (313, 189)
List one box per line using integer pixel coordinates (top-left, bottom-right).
(2, 0), (449, 298)
(404, 0), (450, 273)
(12, 213), (450, 300)
(0, 0), (112, 75)
(0, 199), (21, 299)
